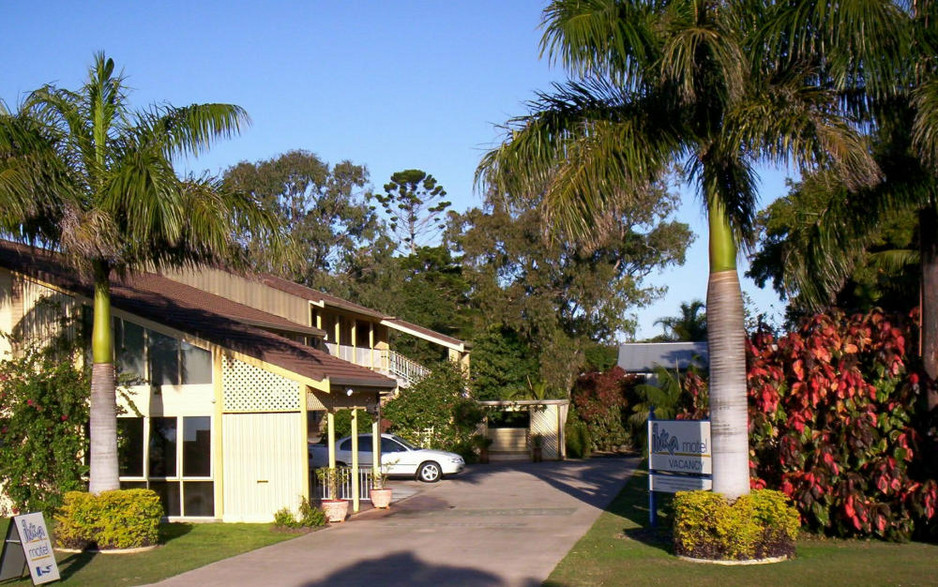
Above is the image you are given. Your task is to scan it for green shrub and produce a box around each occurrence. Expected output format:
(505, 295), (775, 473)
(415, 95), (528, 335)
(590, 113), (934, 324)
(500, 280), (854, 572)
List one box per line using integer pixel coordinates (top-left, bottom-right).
(54, 489), (161, 550)
(274, 496), (327, 530)
(673, 489), (799, 561)
(54, 491), (97, 550)
(564, 407), (592, 459)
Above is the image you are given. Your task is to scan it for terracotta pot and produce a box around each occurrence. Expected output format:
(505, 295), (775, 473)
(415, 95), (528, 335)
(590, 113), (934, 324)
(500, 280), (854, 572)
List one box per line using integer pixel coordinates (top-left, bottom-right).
(370, 487), (393, 509)
(321, 499), (349, 523)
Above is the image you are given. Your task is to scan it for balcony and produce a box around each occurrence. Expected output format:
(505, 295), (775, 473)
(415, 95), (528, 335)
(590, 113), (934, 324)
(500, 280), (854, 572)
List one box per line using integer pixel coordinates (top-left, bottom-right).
(323, 343), (429, 388)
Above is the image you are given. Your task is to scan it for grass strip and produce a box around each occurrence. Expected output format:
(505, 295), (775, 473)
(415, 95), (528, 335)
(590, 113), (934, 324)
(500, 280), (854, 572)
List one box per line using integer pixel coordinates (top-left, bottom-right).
(0, 518), (300, 586)
(546, 469), (937, 587)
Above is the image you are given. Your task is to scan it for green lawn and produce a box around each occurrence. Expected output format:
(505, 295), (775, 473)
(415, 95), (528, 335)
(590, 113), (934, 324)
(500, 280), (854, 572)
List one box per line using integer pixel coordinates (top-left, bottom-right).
(546, 469), (938, 587)
(0, 518), (301, 586)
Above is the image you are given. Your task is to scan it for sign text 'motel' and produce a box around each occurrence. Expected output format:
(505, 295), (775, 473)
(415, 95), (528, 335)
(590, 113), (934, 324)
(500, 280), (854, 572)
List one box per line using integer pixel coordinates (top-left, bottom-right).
(648, 419), (712, 475)
(647, 418), (712, 526)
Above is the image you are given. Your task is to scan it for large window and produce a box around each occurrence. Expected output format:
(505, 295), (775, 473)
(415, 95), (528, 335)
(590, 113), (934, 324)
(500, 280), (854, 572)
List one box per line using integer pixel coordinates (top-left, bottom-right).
(118, 416), (214, 517)
(112, 317), (212, 386)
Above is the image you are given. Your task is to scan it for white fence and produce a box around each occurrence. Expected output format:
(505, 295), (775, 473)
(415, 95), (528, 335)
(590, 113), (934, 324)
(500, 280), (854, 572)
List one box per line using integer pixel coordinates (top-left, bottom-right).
(311, 466), (374, 501)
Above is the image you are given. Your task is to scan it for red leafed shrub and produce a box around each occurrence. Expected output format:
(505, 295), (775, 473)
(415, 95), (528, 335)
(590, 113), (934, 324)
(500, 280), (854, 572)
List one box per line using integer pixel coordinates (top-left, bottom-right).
(747, 309), (937, 540)
(572, 366), (636, 451)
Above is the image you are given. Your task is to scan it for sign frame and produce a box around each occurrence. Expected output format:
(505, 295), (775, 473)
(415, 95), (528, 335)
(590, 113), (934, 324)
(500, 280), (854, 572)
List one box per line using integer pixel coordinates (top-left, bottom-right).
(647, 417), (712, 527)
(0, 513), (60, 585)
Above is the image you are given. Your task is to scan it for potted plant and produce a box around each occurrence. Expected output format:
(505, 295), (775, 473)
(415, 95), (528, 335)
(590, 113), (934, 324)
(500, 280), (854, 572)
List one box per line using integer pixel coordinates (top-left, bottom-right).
(473, 433), (494, 464)
(369, 463), (393, 509)
(531, 433), (543, 463)
(315, 466), (350, 523)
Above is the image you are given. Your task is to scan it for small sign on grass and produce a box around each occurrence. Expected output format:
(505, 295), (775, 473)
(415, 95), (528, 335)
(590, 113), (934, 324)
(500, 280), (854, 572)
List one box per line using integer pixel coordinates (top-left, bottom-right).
(0, 512), (60, 585)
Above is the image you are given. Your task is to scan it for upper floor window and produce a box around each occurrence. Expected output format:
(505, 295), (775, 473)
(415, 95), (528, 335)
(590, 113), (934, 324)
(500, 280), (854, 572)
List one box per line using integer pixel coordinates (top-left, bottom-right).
(113, 317), (212, 385)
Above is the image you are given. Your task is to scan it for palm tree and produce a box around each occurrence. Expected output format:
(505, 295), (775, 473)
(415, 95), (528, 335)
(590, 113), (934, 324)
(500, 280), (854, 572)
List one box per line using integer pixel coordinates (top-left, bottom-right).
(477, 0), (877, 498)
(654, 300), (708, 341)
(759, 1), (938, 410)
(0, 53), (283, 493)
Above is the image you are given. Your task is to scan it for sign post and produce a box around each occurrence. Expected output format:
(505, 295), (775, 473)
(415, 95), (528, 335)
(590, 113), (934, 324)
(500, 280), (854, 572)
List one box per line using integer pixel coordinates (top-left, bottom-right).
(647, 418), (712, 526)
(0, 513), (60, 585)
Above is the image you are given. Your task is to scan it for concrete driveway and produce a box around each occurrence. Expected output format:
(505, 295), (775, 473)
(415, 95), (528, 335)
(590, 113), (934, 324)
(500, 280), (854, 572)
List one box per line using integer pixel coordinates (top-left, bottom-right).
(150, 456), (639, 587)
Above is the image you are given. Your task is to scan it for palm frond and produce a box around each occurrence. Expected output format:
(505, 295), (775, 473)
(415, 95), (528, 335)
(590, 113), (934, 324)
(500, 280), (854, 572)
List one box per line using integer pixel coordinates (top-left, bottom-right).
(143, 103), (250, 160)
(540, 0), (659, 88)
(477, 78), (682, 245)
(728, 73), (880, 192)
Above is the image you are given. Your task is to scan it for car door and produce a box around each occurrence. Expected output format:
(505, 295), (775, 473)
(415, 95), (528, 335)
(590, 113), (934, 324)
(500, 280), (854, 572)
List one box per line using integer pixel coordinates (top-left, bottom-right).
(380, 436), (416, 475)
(337, 436), (375, 466)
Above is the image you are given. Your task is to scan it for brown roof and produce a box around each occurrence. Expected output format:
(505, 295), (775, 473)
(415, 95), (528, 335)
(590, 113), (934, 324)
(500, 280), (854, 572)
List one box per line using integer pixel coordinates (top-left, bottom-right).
(257, 273), (468, 350)
(0, 241), (396, 389)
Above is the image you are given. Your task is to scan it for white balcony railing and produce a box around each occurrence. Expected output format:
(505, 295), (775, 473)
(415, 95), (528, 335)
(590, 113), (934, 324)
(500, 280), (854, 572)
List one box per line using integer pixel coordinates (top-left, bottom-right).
(322, 343), (430, 388)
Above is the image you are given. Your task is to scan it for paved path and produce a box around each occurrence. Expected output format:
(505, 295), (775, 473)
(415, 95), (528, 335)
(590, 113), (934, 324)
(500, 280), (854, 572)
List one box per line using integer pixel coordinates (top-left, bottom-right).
(151, 456), (638, 587)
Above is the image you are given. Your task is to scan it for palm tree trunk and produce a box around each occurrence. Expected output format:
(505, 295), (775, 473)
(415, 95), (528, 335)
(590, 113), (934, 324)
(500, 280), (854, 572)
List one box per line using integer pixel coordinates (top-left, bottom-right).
(89, 261), (120, 493)
(707, 201), (750, 499)
(921, 204), (938, 411)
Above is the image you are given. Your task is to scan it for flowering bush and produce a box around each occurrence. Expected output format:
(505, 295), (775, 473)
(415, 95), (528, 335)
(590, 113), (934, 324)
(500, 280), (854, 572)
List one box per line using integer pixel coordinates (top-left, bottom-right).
(747, 310), (937, 540)
(0, 341), (89, 515)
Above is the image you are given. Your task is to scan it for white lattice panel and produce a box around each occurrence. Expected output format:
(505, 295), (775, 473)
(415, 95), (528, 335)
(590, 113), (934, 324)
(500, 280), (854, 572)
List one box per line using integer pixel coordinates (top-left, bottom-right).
(222, 357), (300, 412)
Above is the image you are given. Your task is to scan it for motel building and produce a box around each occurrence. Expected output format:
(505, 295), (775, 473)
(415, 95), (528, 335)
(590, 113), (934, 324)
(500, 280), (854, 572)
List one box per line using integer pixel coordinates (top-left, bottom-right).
(0, 239), (469, 522)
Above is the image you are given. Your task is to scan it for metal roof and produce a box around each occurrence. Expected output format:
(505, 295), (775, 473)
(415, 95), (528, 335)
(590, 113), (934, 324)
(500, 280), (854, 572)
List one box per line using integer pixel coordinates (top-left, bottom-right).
(0, 240), (397, 390)
(616, 341), (709, 373)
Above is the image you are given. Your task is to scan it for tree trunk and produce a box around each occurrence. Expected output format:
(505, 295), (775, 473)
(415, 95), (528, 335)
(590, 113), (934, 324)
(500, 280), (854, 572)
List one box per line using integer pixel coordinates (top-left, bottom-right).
(707, 199), (750, 499)
(921, 204), (938, 411)
(89, 262), (120, 494)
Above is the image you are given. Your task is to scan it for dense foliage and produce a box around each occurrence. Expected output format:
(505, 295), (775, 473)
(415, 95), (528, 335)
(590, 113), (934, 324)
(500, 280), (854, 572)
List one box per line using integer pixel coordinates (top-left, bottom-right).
(673, 489), (800, 561)
(383, 361), (483, 457)
(0, 340), (89, 514)
(55, 489), (162, 550)
(746, 310), (937, 540)
(570, 366), (635, 451)
(222, 149), (381, 283)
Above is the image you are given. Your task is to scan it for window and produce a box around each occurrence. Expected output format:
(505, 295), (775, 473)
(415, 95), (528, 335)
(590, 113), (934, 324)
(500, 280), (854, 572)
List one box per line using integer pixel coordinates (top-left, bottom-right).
(148, 331), (180, 386)
(118, 416), (214, 517)
(488, 410), (530, 429)
(381, 437), (407, 453)
(183, 417), (211, 476)
(118, 418), (144, 477)
(149, 417), (177, 477)
(181, 342), (212, 384)
(116, 320), (145, 378)
(110, 317), (213, 386)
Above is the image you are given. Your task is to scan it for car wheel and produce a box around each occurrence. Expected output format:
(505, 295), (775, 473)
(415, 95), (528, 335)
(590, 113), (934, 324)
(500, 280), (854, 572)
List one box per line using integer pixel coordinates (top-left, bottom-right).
(417, 461), (442, 483)
(336, 462), (347, 467)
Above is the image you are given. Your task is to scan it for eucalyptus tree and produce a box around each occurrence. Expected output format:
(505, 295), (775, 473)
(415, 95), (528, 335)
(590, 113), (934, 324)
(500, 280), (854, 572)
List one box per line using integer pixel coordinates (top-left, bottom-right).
(0, 53), (283, 493)
(477, 0), (876, 498)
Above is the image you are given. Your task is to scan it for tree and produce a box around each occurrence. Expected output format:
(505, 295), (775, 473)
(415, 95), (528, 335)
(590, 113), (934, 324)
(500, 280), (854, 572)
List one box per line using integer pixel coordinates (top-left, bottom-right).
(477, 1), (876, 498)
(223, 150), (382, 286)
(653, 300), (708, 342)
(750, 2), (938, 410)
(0, 53), (282, 493)
(373, 169), (451, 254)
(451, 192), (690, 394)
(469, 325), (540, 401)
(749, 173), (920, 321)
(382, 361), (482, 455)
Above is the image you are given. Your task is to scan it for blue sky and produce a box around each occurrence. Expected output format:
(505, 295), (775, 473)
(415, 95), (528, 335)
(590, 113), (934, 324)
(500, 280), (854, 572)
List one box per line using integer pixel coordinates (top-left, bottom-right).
(3, 1), (789, 340)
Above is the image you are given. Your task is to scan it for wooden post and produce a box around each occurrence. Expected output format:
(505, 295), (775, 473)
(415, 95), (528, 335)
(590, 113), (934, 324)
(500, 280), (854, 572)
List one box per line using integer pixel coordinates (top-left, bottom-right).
(351, 408), (359, 513)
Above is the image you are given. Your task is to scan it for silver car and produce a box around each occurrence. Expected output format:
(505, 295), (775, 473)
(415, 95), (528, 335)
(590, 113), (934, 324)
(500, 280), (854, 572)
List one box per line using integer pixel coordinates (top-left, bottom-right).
(309, 433), (465, 482)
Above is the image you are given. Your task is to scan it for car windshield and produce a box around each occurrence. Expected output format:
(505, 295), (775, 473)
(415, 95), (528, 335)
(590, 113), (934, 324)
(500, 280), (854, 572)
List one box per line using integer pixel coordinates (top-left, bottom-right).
(390, 435), (419, 450)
